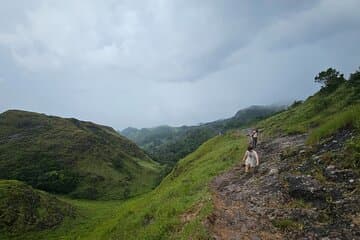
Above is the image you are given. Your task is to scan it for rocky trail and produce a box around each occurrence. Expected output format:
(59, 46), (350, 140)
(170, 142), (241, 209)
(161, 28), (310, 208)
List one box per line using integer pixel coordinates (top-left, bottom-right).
(206, 131), (360, 240)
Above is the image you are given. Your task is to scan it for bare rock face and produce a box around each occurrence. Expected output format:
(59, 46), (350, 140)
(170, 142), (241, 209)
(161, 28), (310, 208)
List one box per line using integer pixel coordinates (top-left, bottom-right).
(324, 165), (358, 182)
(286, 175), (326, 201)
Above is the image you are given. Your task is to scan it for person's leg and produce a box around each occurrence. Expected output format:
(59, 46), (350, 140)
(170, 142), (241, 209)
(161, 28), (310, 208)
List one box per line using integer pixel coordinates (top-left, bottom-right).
(245, 164), (249, 173)
(253, 137), (257, 148)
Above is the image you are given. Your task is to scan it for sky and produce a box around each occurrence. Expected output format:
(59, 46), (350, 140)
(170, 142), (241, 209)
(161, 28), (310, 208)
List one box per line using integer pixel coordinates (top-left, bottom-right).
(0, 0), (359, 129)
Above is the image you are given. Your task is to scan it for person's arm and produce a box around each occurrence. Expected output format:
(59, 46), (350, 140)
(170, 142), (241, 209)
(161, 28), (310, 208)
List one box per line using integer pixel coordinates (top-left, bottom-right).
(255, 151), (259, 166)
(242, 151), (248, 162)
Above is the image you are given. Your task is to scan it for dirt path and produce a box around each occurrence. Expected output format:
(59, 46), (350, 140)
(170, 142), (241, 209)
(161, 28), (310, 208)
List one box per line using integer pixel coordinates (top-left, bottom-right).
(206, 134), (308, 240)
(206, 130), (360, 240)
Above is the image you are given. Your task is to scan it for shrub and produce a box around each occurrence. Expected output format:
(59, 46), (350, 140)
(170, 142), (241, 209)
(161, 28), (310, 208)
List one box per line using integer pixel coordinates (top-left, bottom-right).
(315, 68), (345, 91)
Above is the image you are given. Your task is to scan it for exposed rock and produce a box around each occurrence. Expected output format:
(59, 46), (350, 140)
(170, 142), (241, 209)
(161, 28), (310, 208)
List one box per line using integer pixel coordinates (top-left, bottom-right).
(324, 166), (358, 182)
(207, 132), (360, 240)
(286, 175), (326, 201)
(269, 168), (279, 175)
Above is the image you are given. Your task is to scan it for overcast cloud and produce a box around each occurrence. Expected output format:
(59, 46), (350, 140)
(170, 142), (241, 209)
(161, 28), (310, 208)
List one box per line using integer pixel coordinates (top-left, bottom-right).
(0, 0), (359, 129)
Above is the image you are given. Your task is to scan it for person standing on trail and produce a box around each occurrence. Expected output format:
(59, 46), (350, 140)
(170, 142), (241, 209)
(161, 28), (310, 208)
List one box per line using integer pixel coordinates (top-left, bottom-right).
(251, 129), (259, 148)
(242, 145), (259, 173)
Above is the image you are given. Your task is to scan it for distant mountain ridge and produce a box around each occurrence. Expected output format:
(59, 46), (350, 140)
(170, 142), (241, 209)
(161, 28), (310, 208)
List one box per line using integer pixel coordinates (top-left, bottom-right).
(121, 105), (285, 166)
(0, 110), (162, 200)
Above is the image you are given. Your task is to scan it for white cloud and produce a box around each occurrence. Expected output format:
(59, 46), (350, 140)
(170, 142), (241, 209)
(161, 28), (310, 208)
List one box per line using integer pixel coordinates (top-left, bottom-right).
(0, 0), (359, 128)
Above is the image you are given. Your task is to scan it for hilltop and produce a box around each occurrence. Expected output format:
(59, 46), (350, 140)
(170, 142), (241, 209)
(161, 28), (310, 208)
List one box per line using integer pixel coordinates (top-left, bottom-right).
(122, 105), (284, 166)
(0, 110), (162, 200)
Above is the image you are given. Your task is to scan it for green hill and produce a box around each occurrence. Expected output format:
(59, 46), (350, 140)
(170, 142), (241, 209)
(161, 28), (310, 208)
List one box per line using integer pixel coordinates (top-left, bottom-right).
(0, 180), (75, 238)
(7, 131), (248, 240)
(0, 110), (162, 200)
(122, 105), (283, 166)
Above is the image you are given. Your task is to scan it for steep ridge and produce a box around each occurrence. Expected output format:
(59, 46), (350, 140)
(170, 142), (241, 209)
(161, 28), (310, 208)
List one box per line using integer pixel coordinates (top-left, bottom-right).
(0, 110), (162, 200)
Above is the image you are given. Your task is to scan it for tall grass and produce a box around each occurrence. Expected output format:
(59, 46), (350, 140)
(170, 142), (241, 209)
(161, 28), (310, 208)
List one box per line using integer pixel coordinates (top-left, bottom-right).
(307, 104), (360, 144)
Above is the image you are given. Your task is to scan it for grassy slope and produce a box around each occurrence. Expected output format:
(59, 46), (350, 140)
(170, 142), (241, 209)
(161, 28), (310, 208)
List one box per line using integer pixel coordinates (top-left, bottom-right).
(0, 110), (162, 200)
(258, 83), (360, 137)
(257, 81), (360, 168)
(6, 133), (247, 240)
(105, 134), (247, 240)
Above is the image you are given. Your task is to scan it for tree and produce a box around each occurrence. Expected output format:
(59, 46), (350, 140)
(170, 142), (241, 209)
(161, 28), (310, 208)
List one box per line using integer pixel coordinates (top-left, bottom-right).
(349, 67), (360, 86)
(315, 68), (345, 90)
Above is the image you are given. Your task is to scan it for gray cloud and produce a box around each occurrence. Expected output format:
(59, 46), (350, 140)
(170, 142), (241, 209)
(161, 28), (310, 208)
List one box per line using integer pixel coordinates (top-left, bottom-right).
(0, 0), (359, 128)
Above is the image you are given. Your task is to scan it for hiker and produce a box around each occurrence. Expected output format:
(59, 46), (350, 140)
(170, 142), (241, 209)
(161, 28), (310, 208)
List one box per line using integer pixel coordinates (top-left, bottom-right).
(251, 129), (258, 148)
(242, 144), (259, 173)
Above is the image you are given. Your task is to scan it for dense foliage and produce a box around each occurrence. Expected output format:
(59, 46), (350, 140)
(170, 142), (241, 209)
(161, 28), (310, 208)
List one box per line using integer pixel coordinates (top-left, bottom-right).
(315, 67), (345, 91)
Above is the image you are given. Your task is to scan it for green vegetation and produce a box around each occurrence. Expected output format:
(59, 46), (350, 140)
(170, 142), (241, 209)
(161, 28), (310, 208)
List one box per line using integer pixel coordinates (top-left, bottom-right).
(5, 198), (124, 240)
(1, 66), (360, 239)
(1, 132), (247, 239)
(105, 134), (247, 240)
(258, 69), (360, 138)
(0, 110), (162, 200)
(272, 219), (304, 232)
(122, 105), (283, 166)
(315, 67), (345, 91)
(307, 104), (360, 144)
(0, 180), (75, 238)
(257, 67), (360, 170)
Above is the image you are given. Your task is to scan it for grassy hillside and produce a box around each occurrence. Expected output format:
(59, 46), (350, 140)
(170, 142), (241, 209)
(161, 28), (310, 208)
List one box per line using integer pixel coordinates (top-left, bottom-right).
(122, 105), (283, 166)
(0, 180), (75, 239)
(105, 133), (247, 240)
(3, 132), (247, 240)
(257, 69), (360, 168)
(0, 110), (162, 200)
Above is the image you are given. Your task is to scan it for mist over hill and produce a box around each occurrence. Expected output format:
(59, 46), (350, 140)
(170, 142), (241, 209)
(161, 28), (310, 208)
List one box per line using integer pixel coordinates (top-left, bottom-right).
(121, 105), (285, 166)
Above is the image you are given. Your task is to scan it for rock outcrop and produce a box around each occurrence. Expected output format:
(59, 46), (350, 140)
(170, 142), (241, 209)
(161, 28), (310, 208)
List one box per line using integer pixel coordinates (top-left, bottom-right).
(207, 131), (360, 239)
